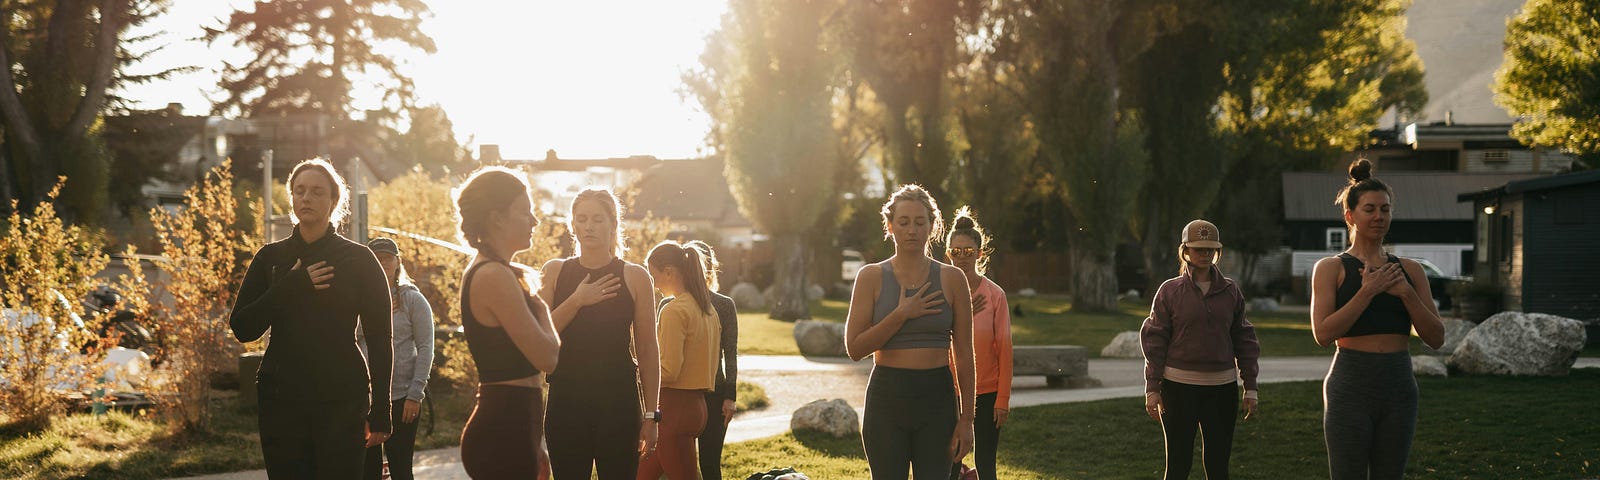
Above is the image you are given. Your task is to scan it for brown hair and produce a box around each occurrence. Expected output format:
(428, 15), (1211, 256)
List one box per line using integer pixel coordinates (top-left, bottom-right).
(286, 158), (351, 226)
(569, 187), (628, 258)
(1334, 158), (1394, 227)
(647, 241), (712, 314)
(685, 240), (722, 292)
(944, 206), (991, 276)
(880, 184), (944, 255)
(453, 166), (535, 262)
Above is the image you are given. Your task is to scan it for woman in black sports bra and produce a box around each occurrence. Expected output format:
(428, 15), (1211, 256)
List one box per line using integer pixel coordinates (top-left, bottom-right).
(1309, 159), (1445, 480)
(844, 184), (975, 480)
(453, 167), (562, 478)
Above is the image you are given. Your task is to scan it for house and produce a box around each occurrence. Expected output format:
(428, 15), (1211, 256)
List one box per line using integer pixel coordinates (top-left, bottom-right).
(1457, 169), (1600, 320)
(480, 145), (665, 217)
(624, 157), (755, 248)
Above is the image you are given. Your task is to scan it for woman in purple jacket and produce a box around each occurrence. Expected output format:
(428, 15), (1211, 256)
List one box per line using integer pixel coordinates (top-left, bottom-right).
(1140, 219), (1261, 480)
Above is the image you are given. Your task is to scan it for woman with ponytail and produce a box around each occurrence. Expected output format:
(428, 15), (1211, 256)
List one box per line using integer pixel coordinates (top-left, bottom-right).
(452, 166), (562, 478)
(684, 240), (739, 480)
(638, 241), (721, 480)
(1140, 219), (1260, 480)
(538, 188), (660, 479)
(944, 207), (1011, 480)
(1310, 159), (1444, 480)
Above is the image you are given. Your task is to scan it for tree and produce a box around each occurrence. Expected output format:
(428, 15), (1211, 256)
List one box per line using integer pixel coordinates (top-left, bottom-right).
(687, 0), (840, 320)
(992, 0), (1165, 311)
(843, 0), (981, 200)
(1495, 0), (1600, 164)
(387, 104), (471, 176)
(949, 9), (1039, 252)
(0, 0), (172, 223)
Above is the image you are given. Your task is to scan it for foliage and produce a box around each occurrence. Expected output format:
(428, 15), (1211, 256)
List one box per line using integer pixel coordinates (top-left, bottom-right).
(1495, 0), (1600, 162)
(687, 0), (841, 320)
(0, 183), (112, 430)
(142, 160), (260, 432)
(386, 104), (473, 176)
(734, 380), (770, 412)
(0, 0), (173, 223)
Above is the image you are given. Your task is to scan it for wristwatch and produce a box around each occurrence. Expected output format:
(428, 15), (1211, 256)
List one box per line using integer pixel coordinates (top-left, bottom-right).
(646, 410), (662, 422)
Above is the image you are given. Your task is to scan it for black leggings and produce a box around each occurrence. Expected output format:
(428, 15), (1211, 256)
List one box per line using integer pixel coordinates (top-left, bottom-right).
(364, 398), (420, 480)
(1159, 380), (1237, 480)
(972, 392), (1001, 480)
(862, 365), (957, 480)
(1324, 348), (1417, 480)
(460, 384), (544, 479)
(699, 393), (730, 480)
(258, 393), (367, 479)
(546, 377), (643, 480)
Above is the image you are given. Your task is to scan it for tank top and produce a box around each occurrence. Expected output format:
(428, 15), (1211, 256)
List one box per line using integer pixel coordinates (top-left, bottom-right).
(1334, 253), (1414, 337)
(460, 260), (540, 383)
(872, 259), (954, 350)
(548, 256), (638, 386)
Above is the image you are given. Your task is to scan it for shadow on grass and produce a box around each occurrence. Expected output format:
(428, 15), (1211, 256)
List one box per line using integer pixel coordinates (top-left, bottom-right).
(790, 429), (866, 458)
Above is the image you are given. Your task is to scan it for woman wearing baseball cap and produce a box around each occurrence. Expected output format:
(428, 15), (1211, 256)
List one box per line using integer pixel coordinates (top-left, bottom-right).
(1140, 219), (1261, 480)
(359, 237), (435, 480)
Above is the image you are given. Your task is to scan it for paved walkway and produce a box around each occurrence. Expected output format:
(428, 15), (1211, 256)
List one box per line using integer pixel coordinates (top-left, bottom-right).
(174, 355), (1600, 480)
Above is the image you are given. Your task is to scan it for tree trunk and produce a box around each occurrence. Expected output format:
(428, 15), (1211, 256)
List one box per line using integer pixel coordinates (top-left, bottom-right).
(768, 231), (812, 321)
(1142, 216), (1177, 300)
(1070, 242), (1119, 312)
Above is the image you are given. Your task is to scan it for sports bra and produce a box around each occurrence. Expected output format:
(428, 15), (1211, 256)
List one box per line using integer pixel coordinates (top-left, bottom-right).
(1334, 253), (1414, 337)
(461, 260), (540, 382)
(871, 260), (954, 350)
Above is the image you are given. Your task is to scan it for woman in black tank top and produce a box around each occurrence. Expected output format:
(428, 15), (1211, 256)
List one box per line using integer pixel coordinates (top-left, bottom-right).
(1309, 160), (1445, 480)
(453, 167), (562, 478)
(538, 188), (660, 480)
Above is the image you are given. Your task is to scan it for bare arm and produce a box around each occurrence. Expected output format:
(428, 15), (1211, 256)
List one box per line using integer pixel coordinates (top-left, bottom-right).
(540, 258), (621, 333)
(1311, 257), (1400, 347)
(473, 264), (561, 373)
(626, 264), (660, 415)
(1396, 259), (1446, 350)
(944, 267), (976, 419)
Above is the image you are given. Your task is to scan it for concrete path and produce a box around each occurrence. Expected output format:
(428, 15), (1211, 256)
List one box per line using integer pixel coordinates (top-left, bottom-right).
(173, 356), (1600, 480)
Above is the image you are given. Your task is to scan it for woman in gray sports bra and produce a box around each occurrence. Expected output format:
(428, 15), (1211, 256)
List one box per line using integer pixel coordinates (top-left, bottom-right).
(844, 184), (976, 480)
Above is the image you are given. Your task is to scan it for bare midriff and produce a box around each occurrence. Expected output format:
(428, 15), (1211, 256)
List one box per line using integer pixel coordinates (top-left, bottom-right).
(874, 347), (952, 369)
(1336, 333), (1410, 353)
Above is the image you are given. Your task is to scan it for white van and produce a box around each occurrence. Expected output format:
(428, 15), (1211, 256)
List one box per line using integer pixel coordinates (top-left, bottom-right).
(841, 249), (865, 282)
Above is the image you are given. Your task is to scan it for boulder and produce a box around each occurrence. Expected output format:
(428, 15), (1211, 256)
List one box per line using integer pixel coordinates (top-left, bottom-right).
(1248, 297), (1281, 313)
(1448, 311), (1587, 376)
(790, 398), (859, 438)
(730, 282), (765, 310)
(1411, 356), (1447, 377)
(793, 320), (848, 357)
(1424, 319), (1477, 355)
(806, 284), (826, 301)
(1100, 331), (1143, 358)
(1013, 345), (1090, 388)
(1018, 288), (1038, 297)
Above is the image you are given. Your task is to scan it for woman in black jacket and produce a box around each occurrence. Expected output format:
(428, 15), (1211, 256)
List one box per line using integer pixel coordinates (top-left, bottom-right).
(230, 159), (394, 478)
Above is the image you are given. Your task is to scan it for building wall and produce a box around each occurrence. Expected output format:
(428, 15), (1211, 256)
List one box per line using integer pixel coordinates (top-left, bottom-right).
(1521, 185), (1600, 319)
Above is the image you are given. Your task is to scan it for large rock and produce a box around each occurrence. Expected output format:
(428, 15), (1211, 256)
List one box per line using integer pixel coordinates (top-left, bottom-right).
(791, 398), (859, 438)
(730, 282), (765, 310)
(1424, 319), (1477, 355)
(793, 320), (847, 357)
(1248, 297), (1281, 313)
(1013, 345), (1090, 388)
(1412, 355), (1447, 377)
(1448, 312), (1587, 376)
(806, 284), (826, 301)
(1101, 331), (1143, 358)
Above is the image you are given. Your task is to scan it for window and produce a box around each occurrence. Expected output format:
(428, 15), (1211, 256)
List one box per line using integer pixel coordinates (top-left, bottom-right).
(1325, 227), (1346, 251)
(1484, 150), (1510, 163)
(1498, 212), (1515, 266)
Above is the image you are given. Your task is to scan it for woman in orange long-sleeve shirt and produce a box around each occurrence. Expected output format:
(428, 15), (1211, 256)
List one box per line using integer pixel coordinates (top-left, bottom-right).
(945, 206), (1011, 480)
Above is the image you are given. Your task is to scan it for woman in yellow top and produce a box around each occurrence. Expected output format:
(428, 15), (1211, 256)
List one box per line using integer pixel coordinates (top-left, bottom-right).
(638, 240), (722, 480)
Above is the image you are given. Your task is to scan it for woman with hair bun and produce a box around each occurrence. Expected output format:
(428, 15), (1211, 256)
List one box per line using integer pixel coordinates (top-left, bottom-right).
(944, 207), (1011, 480)
(637, 241), (722, 480)
(538, 187), (660, 480)
(452, 166), (561, 478)
(1310, 159), (1444, 480)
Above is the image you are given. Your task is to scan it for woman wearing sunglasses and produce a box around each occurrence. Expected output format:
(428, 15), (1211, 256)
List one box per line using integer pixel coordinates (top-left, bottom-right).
(944, 207), (1010, 480)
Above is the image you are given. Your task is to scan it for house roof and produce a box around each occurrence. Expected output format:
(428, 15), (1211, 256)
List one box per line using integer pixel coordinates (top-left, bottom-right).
(624, 158), (751, 228)
(1457, 168), (1600, 201)
(1283, 172), (1542, 221)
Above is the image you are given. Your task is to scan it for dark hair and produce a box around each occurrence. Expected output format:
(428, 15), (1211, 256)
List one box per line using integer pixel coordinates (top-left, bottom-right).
(453, 166), (535, 262)
(944, 206), (991, 276)
(880, 184), (944, 255)
(569, 187), (628, 258)
(647, 241), (712, 314)
(287, 158), (351, 226)
(685, 240), (721, 292)
(1334, 159), (1393, 213)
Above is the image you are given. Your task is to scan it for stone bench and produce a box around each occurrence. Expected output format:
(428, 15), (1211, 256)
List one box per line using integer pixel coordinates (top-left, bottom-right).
(1013, 345), (1089, 388)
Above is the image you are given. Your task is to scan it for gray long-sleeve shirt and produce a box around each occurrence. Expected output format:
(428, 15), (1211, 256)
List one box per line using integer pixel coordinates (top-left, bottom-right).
(359, 283), (435, 401)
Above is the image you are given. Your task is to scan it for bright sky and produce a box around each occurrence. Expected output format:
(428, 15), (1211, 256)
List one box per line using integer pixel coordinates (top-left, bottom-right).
(120, 1), (727, 160)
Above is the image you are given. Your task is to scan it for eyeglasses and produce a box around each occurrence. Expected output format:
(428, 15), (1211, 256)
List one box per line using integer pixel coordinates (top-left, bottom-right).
(948, 247), (980, 259)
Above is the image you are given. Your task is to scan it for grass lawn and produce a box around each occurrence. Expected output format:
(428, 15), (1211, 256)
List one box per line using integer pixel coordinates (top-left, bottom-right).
(739, 296), (1340, 357)
(722, 369), (1600, 479)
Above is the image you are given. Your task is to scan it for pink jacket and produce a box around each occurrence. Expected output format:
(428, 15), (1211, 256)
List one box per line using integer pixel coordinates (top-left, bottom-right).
(1140, 268), (1260, 394)
(973, 278), (1014, 409)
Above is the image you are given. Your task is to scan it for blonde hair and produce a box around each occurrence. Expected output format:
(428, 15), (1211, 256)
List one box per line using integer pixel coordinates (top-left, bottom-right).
(880, 184), (944, 255)
(287, 158), (351, 227)
(452, 166), (534, 261)
(569, 187), (628, 258)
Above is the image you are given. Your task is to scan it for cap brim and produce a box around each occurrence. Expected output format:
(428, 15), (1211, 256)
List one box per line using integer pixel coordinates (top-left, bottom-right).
(1186, 240), (1223, 249)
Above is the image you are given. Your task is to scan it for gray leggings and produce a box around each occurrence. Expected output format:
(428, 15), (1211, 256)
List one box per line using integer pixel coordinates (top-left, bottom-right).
(862, 365), (957, 480)
(1323, 348), (1417, 480)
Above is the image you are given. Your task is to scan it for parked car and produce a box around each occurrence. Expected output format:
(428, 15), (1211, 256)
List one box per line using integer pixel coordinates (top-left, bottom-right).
(841, 249), (865, 282)
(1407, 258), (1466, 311)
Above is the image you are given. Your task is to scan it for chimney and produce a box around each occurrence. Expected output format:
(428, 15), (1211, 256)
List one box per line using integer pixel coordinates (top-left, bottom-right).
(166, 102), (183, 116)
(1444, 110), (1453, 126)
(480, 144), (501, 163)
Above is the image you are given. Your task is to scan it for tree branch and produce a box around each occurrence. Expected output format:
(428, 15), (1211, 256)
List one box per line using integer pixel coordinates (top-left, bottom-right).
(0, 4), (46, 178)
(67, 0), (128, 139)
